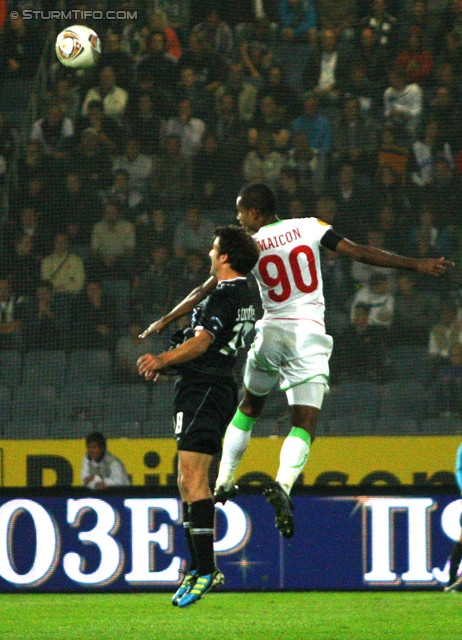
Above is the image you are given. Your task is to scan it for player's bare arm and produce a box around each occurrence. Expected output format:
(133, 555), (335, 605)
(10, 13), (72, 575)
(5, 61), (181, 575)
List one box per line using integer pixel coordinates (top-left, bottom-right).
(139, 276), (218, 338)
(137, 330), (213, 378)
(335, 238), (455, 276)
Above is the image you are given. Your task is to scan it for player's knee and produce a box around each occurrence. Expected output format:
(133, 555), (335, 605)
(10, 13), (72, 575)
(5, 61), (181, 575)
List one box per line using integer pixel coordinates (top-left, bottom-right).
(239, 388), (267, 418)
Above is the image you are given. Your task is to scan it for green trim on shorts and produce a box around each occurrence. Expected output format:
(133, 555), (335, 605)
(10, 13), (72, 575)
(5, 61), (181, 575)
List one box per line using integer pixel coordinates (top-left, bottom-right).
(289, 427), (312, 446)
(231, 408), (258, 432)
(251, 344), (278, 373)
(280, 373), (329, 392)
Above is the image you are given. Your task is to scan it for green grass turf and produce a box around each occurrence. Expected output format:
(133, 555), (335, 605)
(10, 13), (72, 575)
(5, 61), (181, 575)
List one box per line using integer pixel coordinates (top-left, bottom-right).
(0, 592), (460, 640)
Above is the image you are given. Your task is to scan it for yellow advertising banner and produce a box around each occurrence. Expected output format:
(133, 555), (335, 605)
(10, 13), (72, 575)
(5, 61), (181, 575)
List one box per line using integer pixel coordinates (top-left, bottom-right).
(0, 436), (459, 487)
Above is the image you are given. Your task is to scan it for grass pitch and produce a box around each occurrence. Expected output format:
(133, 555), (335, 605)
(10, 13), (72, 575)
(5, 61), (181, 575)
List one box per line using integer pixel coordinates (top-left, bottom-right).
(0, 591), (459, 640)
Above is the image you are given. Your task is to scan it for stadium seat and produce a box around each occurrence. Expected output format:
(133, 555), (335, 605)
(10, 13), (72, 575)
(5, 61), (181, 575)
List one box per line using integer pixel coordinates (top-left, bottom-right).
(57, 385), (104, 425)
(387, 346), (430, 382)
(0, 351), (22, 387)
(66, 350), (113, 385)
(21, 350), (67, 388)
(103, 384), (149, 427)
(379, 381), (427, 422)
(11, 385), (57, 429)
(334, 382), (380, 421)
(420, 417), (462, 435)
(375, 417), (419, 436)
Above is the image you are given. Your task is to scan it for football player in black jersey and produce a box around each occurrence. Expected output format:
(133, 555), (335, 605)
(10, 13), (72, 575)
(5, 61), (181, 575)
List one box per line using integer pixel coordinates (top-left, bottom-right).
(137, 225), (259, 608)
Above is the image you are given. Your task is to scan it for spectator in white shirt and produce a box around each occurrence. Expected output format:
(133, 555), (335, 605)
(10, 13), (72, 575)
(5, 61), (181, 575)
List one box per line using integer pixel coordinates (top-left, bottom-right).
(41, 231), (85, 338)
(350, 272), (395, 329)
(91, 201), (136, 270)
(163, 98), (205, 158)
(112, 138), (153, 193)
(428, 299), (462, 362)
(81, 432), (131, 489)
(81, 66), (129, 121)
(41, 232), (85, 295)
(383, 67), (423, 139)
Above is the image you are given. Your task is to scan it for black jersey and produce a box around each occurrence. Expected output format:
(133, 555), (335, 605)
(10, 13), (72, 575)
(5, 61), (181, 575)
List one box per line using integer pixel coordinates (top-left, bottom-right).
(170, 277), (256, 378)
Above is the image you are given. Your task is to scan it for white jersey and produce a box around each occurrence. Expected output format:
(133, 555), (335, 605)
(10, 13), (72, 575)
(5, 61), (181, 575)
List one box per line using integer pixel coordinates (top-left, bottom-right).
(252, 217), (331, 324)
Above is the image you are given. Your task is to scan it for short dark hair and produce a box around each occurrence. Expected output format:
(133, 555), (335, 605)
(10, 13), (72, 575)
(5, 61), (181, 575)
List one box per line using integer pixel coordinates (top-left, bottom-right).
(214, 225), (260, 276)
(238, 183), (276, 219)
(86, 431), (106, 449)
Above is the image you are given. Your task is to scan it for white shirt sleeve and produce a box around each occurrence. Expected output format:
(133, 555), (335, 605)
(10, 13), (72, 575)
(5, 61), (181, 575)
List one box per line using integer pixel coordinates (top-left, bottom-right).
(104, 457), (130, 487)
(81, 456), (91, 485)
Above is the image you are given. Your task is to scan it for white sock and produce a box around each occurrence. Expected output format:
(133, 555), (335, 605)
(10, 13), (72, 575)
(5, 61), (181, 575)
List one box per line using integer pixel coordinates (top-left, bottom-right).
(275, 428), (311, 496)
(215, 424), (252, 491)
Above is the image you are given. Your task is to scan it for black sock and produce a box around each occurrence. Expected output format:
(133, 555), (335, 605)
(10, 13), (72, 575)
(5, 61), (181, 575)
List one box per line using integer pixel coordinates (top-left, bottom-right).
(189, 498), (216, 576)
(449, 541), (462, 583)
(182, 501), (197, 572)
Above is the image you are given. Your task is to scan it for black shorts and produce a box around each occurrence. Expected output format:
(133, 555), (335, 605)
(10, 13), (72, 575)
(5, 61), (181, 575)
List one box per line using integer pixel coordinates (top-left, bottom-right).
(173, 375), (238, 455)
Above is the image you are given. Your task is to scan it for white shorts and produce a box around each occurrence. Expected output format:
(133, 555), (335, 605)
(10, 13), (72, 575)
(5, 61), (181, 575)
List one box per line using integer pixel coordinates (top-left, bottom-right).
(243, 317), (333, 401)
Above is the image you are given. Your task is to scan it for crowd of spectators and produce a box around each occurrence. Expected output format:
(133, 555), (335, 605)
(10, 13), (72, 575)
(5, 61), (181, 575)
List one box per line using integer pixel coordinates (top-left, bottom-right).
(0, 0), (462, 415)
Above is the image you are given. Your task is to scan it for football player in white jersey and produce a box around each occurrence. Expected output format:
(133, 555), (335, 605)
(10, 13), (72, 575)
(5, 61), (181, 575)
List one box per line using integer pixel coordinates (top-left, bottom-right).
(141, 182), (454, 539)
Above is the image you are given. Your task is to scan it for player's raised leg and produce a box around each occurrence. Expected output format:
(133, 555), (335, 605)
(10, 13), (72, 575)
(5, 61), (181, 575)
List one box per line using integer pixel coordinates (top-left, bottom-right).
(264, 382), (325, 539)
(214, 390), (266, 502)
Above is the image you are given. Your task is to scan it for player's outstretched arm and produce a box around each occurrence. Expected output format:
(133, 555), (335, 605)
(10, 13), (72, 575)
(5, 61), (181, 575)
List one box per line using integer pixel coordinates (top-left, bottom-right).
(335, 238), (455, 276)
(137, 330), (213, 379)
(139, 276), (218, 338)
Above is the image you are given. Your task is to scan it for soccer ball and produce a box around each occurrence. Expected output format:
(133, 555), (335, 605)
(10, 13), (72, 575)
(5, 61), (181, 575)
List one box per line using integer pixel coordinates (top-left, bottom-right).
(55, 25), (101, 70)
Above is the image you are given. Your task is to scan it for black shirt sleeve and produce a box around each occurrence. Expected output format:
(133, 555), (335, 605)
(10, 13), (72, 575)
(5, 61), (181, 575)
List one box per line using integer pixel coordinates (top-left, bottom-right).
(320, 228), (344, 252)
(195, 288), (234, 341)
